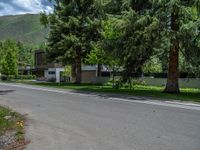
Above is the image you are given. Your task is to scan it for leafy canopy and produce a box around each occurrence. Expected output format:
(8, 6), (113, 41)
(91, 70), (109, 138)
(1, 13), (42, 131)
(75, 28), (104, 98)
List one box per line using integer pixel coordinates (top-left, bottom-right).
(0, 40), (18, 76)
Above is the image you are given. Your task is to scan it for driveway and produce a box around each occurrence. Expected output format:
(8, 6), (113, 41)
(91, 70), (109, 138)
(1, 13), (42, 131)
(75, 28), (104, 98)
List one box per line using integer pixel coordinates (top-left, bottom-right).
(0, 82), (200, 150)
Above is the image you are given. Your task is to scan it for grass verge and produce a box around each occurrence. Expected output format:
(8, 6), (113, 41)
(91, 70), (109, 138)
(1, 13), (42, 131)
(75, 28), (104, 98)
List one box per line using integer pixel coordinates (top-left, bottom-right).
(0, 106), (27, 149)
(0, 106), (24, 137)
(15, 80), (200, 103)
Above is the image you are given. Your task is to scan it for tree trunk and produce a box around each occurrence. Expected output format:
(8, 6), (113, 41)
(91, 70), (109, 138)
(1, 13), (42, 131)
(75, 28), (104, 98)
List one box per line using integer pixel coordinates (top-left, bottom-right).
(164, 6), (180, 93)
(71, 63), (76, 82)
(164, 40), (180, 93)
(75, 50), (82, 84)
(97, 64), (102, 77)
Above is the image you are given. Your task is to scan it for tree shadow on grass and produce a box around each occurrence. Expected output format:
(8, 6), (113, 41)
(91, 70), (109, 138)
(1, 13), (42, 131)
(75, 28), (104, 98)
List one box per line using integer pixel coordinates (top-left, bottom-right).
(25, 81), (200, 103)
(70, 87), (200, 103)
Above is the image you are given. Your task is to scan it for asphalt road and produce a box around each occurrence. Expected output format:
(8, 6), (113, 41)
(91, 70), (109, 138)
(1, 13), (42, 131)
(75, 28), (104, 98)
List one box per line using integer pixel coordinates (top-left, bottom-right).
(0, 83), (200, 150)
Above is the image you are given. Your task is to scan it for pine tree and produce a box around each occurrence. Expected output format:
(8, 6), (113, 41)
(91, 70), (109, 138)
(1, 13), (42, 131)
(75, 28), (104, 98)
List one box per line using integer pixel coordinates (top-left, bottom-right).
(103, 0), (124, 14)
(104, 0), (160, 83)
(105, 0), (200, 91)
(43, 0), (102, 84)
(152, 0), (200, 93)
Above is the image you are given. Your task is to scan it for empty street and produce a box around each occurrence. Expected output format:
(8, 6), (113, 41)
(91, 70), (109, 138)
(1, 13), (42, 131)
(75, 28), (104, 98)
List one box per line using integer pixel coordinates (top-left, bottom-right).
(0, 83), (200, 150)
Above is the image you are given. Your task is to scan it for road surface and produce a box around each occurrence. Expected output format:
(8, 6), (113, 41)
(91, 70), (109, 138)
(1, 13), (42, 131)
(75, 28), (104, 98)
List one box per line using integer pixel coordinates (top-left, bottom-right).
(0, 82), (200, 150)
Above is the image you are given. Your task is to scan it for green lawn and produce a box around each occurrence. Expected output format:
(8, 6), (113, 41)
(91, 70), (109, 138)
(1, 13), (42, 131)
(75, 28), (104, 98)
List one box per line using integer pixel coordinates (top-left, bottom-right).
(17, 81), (200, 103)
(0, 106), (25, 139)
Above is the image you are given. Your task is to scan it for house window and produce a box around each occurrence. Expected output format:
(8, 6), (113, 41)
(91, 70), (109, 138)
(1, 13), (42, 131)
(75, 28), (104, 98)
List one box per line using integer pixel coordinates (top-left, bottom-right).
(48, 71), (55, 75)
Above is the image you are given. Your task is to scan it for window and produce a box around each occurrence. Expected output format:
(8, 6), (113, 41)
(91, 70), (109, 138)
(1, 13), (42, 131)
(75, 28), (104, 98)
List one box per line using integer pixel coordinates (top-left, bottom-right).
(48, 71), (55, 75)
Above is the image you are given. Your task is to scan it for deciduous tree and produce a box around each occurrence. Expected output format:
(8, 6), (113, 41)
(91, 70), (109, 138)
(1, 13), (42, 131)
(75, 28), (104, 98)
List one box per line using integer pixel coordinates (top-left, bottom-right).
(0, 40), (18, 77)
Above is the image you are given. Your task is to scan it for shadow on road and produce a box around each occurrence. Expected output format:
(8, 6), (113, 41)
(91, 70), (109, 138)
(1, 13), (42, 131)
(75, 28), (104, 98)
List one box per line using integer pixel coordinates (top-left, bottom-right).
(0, 90), (15, 95)
(71, 90), (148, 101)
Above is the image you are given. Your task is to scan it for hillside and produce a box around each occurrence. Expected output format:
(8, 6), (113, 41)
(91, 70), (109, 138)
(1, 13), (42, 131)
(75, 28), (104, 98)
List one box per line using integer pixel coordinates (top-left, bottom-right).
(0, 14), (48, 45)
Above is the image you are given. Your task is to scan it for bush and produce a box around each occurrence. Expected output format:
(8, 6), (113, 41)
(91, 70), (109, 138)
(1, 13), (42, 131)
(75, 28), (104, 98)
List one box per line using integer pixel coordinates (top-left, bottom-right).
(8, 75), (15, 80)
(132, 79), (146, 86)
(0, 75), (16, 81)
(113, 80), (123, 89)
(1, 75), (8, 81)
(48, 77), (56, 82)
(16, 75), (36, 80)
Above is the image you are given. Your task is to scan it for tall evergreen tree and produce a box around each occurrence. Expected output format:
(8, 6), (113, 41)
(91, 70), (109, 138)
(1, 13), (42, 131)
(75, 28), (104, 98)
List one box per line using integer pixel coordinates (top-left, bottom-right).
(103, 0), (160, 83)
(152, 0), (200, 93)
(43, 0), (102, 83)
(0, 42), (4, 64)
(103, 0), (124, 14)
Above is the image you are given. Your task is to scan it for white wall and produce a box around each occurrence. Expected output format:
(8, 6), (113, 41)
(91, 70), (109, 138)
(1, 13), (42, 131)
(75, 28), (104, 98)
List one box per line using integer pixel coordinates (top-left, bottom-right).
(44, 68), (64, 83)
(141, 77), (200, 88)
(55, 68), (64, 83)
(44, 68), (56, 81)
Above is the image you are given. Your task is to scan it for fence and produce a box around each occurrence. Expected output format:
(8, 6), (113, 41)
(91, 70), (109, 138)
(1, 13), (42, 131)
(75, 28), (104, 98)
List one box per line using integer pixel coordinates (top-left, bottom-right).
(141, 77), (200, 88)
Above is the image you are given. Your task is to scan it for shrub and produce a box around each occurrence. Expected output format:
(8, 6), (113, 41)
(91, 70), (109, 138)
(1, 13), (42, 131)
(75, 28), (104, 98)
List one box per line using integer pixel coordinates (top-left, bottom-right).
(8, 75), (15, 80)
(1, 75), (8, 81)
(15, 75), (36, 80)
(48, 77), (56, 82)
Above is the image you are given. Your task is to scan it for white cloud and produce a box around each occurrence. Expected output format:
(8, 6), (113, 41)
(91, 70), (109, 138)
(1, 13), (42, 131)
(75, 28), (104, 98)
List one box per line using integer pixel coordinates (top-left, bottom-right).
(0, 0), (53, 16)
(0, 2), (15, 16)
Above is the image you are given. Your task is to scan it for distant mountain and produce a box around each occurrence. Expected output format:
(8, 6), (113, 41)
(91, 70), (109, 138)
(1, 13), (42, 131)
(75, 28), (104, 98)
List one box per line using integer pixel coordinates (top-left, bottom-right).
(0, 14), (48, 45)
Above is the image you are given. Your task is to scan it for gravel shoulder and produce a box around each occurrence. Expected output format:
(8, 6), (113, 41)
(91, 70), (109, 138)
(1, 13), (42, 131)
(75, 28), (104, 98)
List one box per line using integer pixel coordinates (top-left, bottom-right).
(0, 105), (28, 150)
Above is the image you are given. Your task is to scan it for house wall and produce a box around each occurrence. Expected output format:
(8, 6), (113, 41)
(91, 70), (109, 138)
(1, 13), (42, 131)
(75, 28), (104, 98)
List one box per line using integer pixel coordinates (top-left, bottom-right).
(35, 50), (55, 69)
(81, 71), (96, 83)
(44, 69), (55, 81)
(44, 68), (64, 82)
(55, 68), (65, 83)
(35, 51), (45, 67)
(91, 77), (110, 84)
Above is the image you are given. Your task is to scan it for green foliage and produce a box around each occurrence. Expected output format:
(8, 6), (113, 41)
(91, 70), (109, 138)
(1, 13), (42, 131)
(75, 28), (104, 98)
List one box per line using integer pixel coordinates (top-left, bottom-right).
(143, 57), (162, 73)
(1, 49), (18, 77)
(151, 1), (200, 64)
(86, 43), (108, 65)
(17, 42), (35, 68)
(20, 81), (200, 102)
(180, 15), (200, 75)
(43, 0), (103, 83)
(103, 0), (125, 14)
(63, 66), (72, 77)
(101, 0), (200, 93)
(45, 0), (102, 61)
(16, 75), (36, 80)
(0, 40), (19, 75)
(102, 17), (123, 40)
(0, 106), (24, 138)
(40, 12), (49, 28)
(0, 40), (35, 78)
(38, 0), (200, 89)
(103, 5), (160, 82)
(151, 0), (200, 92)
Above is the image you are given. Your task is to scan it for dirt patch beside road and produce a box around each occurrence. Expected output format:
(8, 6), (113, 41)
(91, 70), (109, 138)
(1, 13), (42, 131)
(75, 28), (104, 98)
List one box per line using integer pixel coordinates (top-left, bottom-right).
(0, 106), (29, 150)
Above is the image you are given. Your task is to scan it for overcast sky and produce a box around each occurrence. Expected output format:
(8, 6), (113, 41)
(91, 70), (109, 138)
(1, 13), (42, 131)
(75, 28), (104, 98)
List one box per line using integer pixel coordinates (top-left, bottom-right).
(0, 0), (53, 16)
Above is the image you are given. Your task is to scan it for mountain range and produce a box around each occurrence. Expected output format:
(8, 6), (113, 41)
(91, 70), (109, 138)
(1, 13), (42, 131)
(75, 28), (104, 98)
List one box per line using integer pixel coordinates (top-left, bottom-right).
(0, 14), (48, 45)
